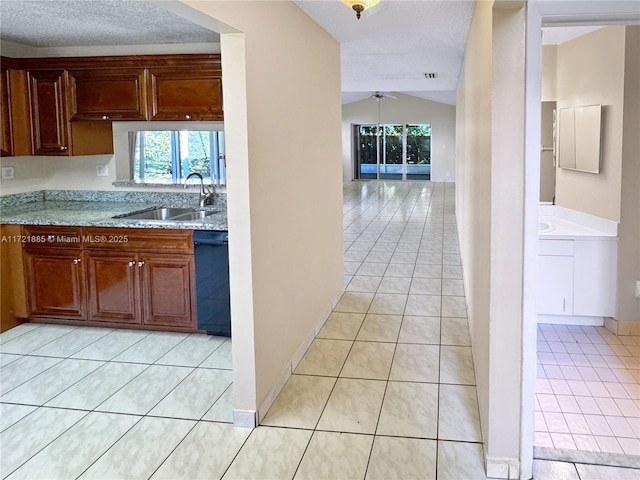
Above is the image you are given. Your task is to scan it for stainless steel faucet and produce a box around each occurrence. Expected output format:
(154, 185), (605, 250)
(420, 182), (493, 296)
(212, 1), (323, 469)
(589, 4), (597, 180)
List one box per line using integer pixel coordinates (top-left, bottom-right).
(185, 172), (215, 208)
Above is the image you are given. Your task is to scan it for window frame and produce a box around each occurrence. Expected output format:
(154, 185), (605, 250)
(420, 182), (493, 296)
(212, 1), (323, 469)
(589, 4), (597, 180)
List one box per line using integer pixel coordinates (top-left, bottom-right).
(112, 121), (225, 186)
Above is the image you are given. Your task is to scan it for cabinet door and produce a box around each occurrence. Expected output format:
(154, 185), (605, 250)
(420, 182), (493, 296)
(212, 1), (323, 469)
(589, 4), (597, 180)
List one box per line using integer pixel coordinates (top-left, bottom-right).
(1, 68), (13, 157)
(573, 240), (617, 317)
(537, 255), (574, 315)
(67, 69), (147, 121)
(86, 252), (140, 324)
(140, 254), (195, 328)
(147, 68), (223, 121)
(28, 70), (70, 155)
(24, 250), (85, 319)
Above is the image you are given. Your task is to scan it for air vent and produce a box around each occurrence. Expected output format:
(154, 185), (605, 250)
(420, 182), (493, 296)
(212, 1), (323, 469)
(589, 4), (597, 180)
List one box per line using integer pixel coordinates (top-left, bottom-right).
(424, 73), (438, 79)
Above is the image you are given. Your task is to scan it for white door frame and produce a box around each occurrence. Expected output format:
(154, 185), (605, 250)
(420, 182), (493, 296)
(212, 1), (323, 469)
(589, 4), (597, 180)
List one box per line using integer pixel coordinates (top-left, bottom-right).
(521, 2), (640, 479)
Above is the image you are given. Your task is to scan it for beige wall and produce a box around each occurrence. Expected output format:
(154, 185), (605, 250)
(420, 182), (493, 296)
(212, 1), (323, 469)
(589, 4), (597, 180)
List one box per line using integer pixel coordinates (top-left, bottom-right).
(0, 153), (203, 194)
(178, 0), (344, 420)
(456, 0), (492, 454)
(341, 94), (456, 182)
(554, 27), (626, 222)
(541, 45), (557, 102)
(456, 0), (526, 471)
(1, 154), (117, 195)
(617, 26), (640, 323)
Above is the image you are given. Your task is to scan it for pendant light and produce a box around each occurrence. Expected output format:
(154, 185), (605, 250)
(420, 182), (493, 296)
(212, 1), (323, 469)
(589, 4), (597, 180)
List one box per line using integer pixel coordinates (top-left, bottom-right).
(341, 0), (380, 19)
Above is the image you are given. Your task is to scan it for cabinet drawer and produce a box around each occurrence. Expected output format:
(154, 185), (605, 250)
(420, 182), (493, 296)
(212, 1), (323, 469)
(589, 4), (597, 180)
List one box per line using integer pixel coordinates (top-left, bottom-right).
(83, 227), (193, 253)
(539, 240), (574, 256)
(22, 225), (83, 250)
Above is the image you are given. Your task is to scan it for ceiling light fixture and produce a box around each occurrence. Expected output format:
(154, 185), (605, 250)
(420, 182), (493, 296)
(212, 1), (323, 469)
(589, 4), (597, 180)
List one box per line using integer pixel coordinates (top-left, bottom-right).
(341, 0), (380, 19)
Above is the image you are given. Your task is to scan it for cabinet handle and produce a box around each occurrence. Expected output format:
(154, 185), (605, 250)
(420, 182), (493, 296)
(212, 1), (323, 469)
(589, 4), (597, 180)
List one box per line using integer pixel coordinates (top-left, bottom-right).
(73, 258), (81, 264)
(128, 261), (135, 267)
(563, 297), (566, 312)
(137, 261), (145, 267)
(102, 115), (109, 120)
(60, 146), (68, 151)
(185, 114), (192, 120)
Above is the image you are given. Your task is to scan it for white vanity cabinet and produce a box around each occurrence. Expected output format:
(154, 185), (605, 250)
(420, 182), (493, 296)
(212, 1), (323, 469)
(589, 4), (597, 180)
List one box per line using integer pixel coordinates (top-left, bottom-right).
(538, 241), (574, 315)
(538, 238), (617, 323)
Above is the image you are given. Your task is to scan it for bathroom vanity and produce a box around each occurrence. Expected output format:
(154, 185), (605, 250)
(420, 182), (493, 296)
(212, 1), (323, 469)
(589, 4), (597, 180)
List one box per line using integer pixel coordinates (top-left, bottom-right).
(537, 204), (618, 326)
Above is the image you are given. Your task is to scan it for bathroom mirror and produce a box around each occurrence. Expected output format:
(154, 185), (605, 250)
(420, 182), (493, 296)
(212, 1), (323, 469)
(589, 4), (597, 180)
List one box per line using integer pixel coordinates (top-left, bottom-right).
(557, 104), (602, 173)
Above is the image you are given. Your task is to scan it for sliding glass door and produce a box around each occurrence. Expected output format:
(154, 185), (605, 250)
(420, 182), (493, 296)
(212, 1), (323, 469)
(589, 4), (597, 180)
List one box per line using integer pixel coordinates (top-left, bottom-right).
(406, 125), (431, 180)
(354, 124), (431, 180)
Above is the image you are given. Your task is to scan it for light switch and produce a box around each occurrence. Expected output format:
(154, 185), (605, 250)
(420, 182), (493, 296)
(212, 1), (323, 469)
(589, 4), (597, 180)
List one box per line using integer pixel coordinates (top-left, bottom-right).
(1, 166), (15, 180)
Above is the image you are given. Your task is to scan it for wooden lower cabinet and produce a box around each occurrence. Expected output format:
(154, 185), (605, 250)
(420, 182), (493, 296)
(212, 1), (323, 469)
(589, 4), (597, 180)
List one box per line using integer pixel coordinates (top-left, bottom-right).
(24, 249), (85, 320)
(86, 251), (139, 324)
(22, 226), (197, 331)
(141, 254), (195, 328)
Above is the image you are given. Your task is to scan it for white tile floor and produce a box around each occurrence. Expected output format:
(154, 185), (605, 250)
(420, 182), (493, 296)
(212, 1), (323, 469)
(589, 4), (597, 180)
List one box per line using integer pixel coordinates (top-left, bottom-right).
(0, 181), (638, 479)
(535, 323), (640, 457)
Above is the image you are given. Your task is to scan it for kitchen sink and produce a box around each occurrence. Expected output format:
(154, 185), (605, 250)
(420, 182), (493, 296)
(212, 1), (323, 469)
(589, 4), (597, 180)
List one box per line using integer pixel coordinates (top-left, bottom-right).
(114, 207), (220, 221)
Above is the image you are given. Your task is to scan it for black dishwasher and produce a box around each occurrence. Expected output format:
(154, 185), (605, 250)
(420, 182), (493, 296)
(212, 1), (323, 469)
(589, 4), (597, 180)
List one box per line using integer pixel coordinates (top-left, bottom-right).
(193, 231), (231, 336)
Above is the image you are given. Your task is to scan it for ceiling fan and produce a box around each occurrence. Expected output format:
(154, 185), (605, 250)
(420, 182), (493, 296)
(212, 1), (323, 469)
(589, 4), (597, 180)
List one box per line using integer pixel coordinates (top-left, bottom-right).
(370, 91), (397, 101)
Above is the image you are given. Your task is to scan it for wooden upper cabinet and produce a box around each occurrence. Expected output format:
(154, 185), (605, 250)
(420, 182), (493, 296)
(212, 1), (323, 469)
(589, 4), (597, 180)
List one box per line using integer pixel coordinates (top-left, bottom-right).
(1, 67), (13, 157)
(28, 70), (70, 155)
(147, 68), (223, 121)
(67, 69), (148, 121)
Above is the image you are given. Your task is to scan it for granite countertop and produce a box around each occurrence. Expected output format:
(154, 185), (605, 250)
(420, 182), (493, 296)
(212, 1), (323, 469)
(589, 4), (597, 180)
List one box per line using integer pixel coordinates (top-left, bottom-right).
(0, 200), (229, 231)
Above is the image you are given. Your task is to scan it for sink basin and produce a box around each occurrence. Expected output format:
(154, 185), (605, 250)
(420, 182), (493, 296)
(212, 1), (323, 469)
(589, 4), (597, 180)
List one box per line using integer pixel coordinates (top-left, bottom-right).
(539, 221), (556, 233)
(115, 207), (219, 221)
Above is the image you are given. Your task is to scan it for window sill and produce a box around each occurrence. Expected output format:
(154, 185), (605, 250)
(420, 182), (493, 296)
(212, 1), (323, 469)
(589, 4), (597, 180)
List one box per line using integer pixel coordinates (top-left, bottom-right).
(113, 180), (224, 190)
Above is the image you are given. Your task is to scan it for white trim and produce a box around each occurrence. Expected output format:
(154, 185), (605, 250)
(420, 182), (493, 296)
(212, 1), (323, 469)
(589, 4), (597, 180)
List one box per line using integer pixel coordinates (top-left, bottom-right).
(537, 314), (604, 326)
(605, 317), (640, 335)
(315, 291), (342, 336)
(521, 2), (544, 479)
(233, 410), (257, 428)
(257, 363), (291, 425)
(523, 4), (640, 479)
(486, 455), (521, 480)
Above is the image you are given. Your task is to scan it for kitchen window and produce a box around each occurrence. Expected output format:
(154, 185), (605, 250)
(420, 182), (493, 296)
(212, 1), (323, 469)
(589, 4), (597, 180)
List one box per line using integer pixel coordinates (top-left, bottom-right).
(132, 130), (225, 184)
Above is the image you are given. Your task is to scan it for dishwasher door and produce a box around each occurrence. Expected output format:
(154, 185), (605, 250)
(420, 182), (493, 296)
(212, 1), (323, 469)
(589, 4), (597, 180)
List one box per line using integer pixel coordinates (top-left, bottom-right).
(193, 231), (230, 336)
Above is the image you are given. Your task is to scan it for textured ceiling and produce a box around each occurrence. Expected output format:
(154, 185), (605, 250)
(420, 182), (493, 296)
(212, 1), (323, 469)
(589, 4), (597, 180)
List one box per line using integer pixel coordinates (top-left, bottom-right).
(0, 0), (219, 47)
(295, 0), (475, 105)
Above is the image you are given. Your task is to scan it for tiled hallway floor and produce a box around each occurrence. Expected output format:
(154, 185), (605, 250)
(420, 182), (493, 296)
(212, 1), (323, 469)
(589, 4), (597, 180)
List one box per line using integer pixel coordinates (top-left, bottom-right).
(535, 323), (640, 457)
(1, 181), (638, 479)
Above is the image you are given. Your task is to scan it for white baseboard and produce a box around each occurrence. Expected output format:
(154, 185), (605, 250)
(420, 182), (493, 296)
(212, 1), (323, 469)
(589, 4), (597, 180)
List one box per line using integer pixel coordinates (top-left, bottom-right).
(604, 317), (640, 335)
(233, 410), (257, 428)
(254, 288), (344, 425)
(257, 363), (291, 425)
(537, 314), (603, 326)
(486, 455), (520, 480)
